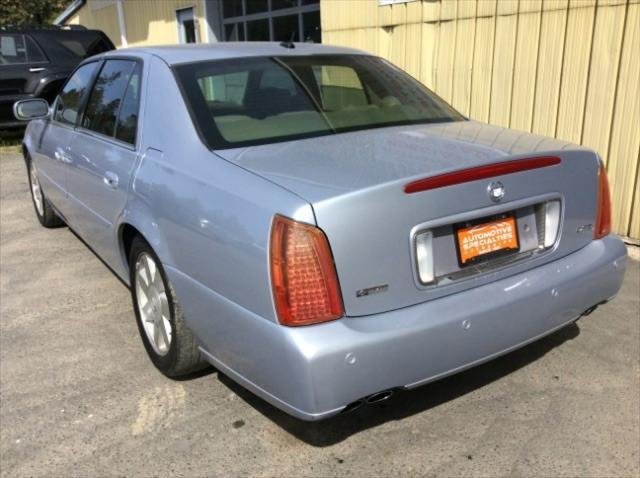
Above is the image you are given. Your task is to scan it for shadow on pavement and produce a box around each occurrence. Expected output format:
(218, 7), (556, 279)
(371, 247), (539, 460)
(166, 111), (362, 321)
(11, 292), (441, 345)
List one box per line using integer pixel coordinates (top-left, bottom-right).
(217, 322), (580, 447)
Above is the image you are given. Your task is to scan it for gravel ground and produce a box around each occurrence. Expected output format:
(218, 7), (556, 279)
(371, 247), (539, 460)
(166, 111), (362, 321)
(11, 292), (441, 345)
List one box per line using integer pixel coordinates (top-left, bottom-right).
(1, 151), (639, 477)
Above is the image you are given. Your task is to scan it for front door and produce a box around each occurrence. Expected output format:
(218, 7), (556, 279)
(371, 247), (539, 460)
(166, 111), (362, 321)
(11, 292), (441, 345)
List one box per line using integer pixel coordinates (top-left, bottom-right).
(65, 59), (143, 269)
(33, 61), (100, 214)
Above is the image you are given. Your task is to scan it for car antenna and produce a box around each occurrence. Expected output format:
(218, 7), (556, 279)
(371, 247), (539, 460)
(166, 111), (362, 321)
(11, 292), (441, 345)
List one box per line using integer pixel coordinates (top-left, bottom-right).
(279, 31), (296, 49)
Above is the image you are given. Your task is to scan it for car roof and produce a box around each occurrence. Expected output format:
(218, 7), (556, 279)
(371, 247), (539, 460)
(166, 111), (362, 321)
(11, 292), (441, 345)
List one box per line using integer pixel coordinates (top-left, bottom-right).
(101, 42), (369, 65)
(1, 26), (103, 35)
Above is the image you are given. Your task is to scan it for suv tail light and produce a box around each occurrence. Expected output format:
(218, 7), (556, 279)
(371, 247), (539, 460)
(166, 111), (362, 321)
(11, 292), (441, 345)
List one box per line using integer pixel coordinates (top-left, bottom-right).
(270, 215), (344, 326)
(594, 163), (612, 239)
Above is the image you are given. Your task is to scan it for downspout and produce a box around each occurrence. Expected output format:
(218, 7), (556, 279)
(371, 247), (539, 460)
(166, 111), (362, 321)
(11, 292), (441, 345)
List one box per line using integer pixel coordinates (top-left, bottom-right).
(116, 0), (128, 47)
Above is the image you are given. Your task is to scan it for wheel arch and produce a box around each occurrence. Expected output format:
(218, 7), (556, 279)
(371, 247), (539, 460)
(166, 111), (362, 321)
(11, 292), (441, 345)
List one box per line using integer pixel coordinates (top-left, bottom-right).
(119, 223), (141, 266)
(22, 143), (31, 166)
(116, 212), (174, 281)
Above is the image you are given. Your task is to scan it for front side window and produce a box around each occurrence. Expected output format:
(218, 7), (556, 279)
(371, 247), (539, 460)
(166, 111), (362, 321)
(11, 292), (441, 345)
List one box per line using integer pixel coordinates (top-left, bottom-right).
(82, 60), (136, 138)
(54, 61), (100, 126)
(175, 55), (465, 149)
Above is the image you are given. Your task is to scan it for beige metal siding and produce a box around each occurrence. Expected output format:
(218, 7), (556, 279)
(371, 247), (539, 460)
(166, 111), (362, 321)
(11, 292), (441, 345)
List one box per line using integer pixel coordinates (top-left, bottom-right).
(66, 3), (121, 47)
(122, 0), (207, 46)
(322, 0), (640, 240)
(66, 0), (207, 47)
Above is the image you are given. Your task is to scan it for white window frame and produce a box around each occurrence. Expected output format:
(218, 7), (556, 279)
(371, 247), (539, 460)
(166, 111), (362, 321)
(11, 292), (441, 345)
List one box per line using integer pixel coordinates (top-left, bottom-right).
(176, 6), (200, 44)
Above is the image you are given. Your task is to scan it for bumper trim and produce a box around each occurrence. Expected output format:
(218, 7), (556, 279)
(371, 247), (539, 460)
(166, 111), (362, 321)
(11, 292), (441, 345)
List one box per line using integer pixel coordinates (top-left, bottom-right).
(198, 346), (344, 421)
(406, 312), (581, 390)
(178, 236), (626, 422)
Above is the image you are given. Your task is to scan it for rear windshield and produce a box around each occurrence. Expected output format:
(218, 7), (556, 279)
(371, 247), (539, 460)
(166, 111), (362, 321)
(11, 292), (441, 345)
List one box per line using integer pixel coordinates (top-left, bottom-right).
(174, 55), (465, 149)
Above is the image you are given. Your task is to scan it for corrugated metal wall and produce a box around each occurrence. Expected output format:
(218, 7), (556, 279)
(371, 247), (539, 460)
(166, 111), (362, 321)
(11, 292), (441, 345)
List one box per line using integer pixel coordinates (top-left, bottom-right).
(121, 0), (207, 46)
(322, 0), (640, 241)
(67, 2), (121, 46)
(67, 0), (207, 47)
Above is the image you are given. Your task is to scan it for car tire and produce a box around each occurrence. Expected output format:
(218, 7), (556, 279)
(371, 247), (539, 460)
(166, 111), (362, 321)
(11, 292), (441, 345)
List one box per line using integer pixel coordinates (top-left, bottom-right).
(129, 236), (207, 378)
(27, 158), (65, 228)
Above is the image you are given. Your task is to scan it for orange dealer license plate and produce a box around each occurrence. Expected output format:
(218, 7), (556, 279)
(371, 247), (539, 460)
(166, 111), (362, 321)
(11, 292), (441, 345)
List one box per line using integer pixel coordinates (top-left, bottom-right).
(456, 216), (519, 265)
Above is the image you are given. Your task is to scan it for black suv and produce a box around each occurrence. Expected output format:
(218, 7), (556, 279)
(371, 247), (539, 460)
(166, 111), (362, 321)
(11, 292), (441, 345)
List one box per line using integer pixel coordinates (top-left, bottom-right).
(0, 25), (114, 129)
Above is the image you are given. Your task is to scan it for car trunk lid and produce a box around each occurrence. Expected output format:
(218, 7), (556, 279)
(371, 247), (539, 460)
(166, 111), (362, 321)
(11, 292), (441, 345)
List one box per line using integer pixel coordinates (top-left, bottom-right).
(216, 121), (601, 317)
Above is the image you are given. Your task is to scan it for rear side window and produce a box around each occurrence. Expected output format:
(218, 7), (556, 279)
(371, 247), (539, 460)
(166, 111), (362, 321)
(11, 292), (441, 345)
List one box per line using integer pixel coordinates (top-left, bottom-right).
(25, 36), (47, 62)
(115, 63), (142, 144)
(0, 34), (47, 65)
(54, 62), (100, 126)
(82, 60), (136, 138)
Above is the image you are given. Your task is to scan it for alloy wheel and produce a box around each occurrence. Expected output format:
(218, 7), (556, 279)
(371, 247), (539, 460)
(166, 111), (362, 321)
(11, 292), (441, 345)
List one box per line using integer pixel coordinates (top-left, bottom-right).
(135, 252), (172, 356)
(30, 164), (44, 216)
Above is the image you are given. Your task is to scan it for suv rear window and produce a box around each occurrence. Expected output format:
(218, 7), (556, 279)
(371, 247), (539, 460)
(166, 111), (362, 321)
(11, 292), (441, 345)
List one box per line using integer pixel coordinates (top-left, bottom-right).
(58, 37), (111, 58)
(175, 55), (464, 149)
(0, 34), (47, 65)
(35, 31), (112, 60)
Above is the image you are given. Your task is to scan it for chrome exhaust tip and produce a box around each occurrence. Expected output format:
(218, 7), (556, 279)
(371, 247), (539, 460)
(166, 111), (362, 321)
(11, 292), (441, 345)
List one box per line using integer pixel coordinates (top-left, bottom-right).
(365, 389), (394, 405)
(581, 304), (599, 317)
(341, 389), (396, 414)
(341, 400), (364, 414)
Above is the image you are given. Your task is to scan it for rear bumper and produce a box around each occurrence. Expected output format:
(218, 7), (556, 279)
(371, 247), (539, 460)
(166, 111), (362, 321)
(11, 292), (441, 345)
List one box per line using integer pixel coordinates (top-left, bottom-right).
(182, 235), (627, 421)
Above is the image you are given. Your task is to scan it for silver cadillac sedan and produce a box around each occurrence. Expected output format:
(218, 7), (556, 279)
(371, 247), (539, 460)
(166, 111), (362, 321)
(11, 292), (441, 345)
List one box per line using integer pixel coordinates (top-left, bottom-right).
(15, 43), (626, 420)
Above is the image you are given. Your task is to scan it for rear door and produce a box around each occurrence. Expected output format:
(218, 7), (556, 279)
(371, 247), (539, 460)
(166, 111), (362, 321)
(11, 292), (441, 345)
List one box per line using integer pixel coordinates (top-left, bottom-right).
(65, 59), (143, 268)
(0, 33), (49, 125)
(31, 61), (100, 213)
(0, 33), (48, 94)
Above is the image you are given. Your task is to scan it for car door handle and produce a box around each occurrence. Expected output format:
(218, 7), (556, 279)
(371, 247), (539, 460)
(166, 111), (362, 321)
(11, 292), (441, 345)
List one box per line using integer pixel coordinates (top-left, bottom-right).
(103, 172), (119, 189)
(29, 67), (46, 73)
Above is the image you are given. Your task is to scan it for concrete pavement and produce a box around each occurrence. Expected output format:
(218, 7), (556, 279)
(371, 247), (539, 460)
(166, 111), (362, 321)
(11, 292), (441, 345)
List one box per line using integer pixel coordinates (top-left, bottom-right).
(1, 152), (638, 477)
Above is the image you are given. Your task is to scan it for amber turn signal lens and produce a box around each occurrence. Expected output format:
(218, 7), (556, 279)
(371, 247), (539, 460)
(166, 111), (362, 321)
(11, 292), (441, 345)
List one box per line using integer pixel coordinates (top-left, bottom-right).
(270, 215), (344, 326)
(594, 163), (612, 239)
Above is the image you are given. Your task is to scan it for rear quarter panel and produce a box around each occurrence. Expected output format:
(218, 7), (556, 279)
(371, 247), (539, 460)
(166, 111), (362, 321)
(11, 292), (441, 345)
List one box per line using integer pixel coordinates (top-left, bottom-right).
(127, 55), (315, 339)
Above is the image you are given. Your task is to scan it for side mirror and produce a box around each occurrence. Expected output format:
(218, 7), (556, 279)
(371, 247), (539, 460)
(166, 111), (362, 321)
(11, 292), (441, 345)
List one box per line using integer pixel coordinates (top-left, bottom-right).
(13, 99), (50, 121)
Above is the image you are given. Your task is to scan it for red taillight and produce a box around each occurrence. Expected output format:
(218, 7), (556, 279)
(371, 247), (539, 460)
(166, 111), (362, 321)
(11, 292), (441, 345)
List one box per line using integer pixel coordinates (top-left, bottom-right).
(270, 215), (344, 326)
(594, 163), (612, 239)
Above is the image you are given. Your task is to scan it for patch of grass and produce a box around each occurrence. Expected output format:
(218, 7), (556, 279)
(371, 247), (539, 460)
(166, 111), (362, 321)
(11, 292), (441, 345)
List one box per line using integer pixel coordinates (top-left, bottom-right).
(0, 130), (23, 154)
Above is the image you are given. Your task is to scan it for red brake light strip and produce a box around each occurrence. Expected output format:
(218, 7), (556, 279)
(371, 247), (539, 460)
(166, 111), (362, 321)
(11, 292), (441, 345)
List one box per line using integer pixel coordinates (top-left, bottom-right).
(404, 156), (561, 194)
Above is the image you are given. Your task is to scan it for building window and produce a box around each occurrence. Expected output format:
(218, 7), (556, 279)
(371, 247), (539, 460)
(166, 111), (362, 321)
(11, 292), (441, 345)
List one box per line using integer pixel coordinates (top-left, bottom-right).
(246, 0), (269, 15)
(222, 0), (243, 18)
(224, 22), (245, 41)
(246, 18), (269, 41)
(221, 0), (320, 43)
(177, 7), (198, 44)
(272, 14), (298, 42)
